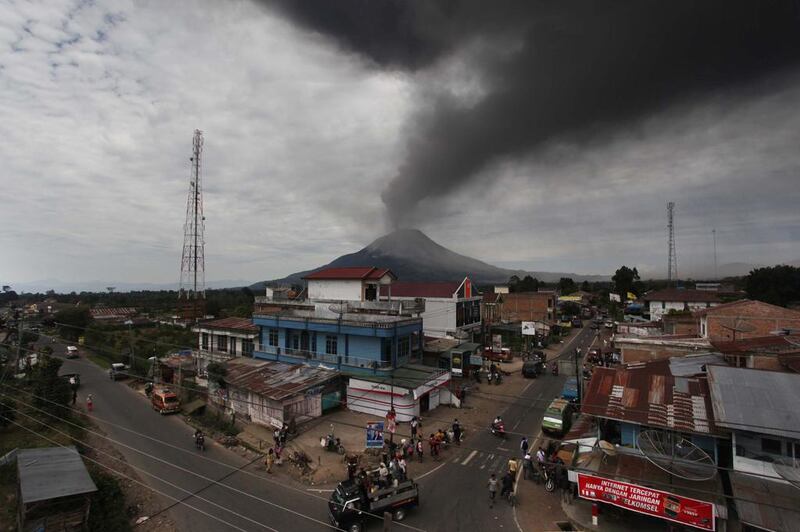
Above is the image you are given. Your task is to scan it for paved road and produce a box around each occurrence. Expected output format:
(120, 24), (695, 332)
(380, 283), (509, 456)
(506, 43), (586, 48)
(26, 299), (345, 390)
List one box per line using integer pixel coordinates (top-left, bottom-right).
(25, 338), (336, 532)
(404, 327), (598, 532)
(21, 331), (595, 532)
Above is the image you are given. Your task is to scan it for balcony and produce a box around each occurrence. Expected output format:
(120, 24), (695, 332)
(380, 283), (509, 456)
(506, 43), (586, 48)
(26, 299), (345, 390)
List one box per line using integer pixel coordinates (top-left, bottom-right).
(254, 296), (425, 316)
(256, 345), (399, 372)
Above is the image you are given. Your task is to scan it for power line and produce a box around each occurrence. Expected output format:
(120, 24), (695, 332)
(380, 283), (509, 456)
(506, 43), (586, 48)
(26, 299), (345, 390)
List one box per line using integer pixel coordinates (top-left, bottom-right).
(0, 381), (423, 532)
(0, 414), (260, 532)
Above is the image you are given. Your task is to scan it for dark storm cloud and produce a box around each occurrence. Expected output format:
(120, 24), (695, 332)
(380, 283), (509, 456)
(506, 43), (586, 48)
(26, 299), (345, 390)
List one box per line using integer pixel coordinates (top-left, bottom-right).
(262, 0), (800, 226)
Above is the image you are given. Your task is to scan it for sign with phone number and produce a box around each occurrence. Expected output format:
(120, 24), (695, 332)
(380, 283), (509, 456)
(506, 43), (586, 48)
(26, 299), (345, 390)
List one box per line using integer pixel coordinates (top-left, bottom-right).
(577, 473), (715, 531)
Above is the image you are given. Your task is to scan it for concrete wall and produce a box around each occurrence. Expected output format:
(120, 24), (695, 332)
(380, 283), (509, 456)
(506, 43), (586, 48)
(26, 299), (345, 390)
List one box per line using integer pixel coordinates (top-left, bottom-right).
(307, 279), (363, 301)
(420, 299), (456, 338)
(617, 340), (711, 364)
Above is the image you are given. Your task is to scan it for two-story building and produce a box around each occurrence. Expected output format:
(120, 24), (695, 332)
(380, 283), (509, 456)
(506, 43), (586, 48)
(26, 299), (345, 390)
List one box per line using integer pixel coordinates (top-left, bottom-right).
(193, 317), (259, 376)
(380, 277), (482, 340)
(252, 267), (424, 376)
(643, 289), (722, 322)
(707, 365), (800, 531)
(696, 299), (800, 341)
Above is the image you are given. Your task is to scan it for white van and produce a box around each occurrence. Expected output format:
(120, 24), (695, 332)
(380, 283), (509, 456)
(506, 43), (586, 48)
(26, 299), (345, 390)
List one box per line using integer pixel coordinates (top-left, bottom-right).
(66, 346), (79, 359)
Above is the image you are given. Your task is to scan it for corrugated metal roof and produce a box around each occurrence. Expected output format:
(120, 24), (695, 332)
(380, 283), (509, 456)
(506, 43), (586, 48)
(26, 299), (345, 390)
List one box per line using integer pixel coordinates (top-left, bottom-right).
(225, 359), (339, 401)
(304, 267), (395, 281)
(669, 353), (726, 377)
(730, 472), (800, 532)
(582, 359), (721, 436)
(707, 365), (800, 439)
(17, 446), (97, 504)
(195, 317), (258, 333)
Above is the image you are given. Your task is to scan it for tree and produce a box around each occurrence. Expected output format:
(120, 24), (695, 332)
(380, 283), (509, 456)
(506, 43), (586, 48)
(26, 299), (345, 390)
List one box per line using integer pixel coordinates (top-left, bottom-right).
(32, 354), (71, 416)
(54, 306), (91, 340)
(87, 469), (132, 532)
(0, 398), (15, 428)
(558, 277), (577, 294)
(205, 299), (221, 317)
(745, 265), (800, 307)
(206, 362), (227, 389)
(612, 266), (641, 301)
(581, 280), (590, 292)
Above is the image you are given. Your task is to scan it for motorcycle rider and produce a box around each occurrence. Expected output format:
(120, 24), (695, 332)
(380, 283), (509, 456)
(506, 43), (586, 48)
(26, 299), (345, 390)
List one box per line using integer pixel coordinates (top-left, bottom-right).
(194, 429), (204, 450)
(492, 415), (505, 436)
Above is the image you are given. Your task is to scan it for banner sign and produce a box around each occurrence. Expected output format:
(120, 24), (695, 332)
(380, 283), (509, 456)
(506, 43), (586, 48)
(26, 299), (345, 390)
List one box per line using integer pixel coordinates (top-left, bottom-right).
(577, 473), (714, 531)
(366, 421), (384, 448)
(521, 322), (536, 336)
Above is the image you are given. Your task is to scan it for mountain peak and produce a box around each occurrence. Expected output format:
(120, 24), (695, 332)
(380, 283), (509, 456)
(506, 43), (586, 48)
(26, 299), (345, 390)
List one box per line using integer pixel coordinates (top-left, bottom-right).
(366, 228), (439, 256)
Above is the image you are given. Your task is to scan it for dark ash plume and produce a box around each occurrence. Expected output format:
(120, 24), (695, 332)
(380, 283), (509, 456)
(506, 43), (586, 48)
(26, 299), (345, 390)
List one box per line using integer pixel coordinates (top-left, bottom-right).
(261, 0), (800, 226)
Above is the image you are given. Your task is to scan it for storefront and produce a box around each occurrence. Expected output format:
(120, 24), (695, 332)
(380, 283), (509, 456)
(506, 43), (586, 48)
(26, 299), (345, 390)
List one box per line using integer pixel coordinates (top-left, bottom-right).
(346, 364), (452, 422)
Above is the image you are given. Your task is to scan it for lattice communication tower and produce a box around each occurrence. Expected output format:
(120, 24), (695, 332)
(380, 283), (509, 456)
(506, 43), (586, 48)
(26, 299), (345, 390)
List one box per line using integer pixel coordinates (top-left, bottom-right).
(179, 129), (206, 317)
(667, 201), (678, 284)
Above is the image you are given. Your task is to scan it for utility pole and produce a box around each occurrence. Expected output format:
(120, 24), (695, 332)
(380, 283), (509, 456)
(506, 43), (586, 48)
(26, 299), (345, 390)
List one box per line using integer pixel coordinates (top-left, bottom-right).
(179, 129), (206, 321)
(667, 202), (678, 285)
(712, 229), (718, 280)
(574, 347), (582, 405)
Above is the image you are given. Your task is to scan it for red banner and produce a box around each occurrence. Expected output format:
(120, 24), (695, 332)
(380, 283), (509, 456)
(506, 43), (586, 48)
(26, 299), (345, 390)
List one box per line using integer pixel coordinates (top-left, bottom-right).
(577, 473), (715, 531)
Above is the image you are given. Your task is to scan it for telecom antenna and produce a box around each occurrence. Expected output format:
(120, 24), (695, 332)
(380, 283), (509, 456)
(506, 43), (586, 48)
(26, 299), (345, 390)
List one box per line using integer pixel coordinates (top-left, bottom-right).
(712, 228), (718, 280)
(667, 202), (678, 284)
(179, 129), (206, 319)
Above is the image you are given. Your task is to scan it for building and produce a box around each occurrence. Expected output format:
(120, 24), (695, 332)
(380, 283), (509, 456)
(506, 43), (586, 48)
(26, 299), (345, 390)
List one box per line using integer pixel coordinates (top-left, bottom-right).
(662, 312), (701, 336)
(380, 277), (482, 340)
(575, 355), (729, 530)
(706, 365), (800, 531)
(17, 446), (98, 532)
(217, 358), (341, 429)
(696, 299), (800, 341)
(193, 317), (259, 376)
(498, 291), (557, 323)
(304, 267), (396, 302)
(346, 364), (453, 422)
(643, 289), (722, 322)
(252, 267), (424, 375)
(711, 335), (800, 370)
(613, 335), (712, 364)
(89, 307), (137, 323)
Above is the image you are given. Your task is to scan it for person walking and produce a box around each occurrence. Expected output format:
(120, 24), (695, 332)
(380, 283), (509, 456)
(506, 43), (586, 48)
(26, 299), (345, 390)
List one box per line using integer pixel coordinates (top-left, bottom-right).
(410, 416), (419, 439)
(452, 419), (462, 445)
(71, 389), (77, 406)
(520, 436), (529, 456)
(86, 393), (93, 412)
(488, 473), (498, 508)
(265, 448), (275, 474)
(398, 456), (407, 481)
(415, 438), (424, 462)
(523, 452), (533, 480)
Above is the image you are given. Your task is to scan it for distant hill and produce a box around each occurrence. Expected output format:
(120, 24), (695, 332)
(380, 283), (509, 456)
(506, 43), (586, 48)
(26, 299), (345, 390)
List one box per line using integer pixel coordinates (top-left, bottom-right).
(251, 228), (609, 290)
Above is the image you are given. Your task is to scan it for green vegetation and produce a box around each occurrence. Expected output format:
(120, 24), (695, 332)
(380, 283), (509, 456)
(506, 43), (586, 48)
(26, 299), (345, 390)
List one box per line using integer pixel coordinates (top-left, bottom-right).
(558, 277), (577, 294)
(611, 265), (643, 301)
(54, 306), (92, 341)
(87, 467), (132, 532)
(745, 265), (800, 308)
(507, 275), (541, 293)
(31, 355), (71, 416)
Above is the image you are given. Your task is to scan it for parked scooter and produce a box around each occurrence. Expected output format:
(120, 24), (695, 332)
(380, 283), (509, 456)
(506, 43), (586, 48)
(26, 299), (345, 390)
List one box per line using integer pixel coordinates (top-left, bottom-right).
(321, 433), (346, 455)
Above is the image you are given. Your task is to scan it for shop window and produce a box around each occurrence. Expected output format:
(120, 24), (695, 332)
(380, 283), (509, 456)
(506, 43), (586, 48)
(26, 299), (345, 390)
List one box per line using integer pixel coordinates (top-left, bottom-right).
(216, 335), (227, 352)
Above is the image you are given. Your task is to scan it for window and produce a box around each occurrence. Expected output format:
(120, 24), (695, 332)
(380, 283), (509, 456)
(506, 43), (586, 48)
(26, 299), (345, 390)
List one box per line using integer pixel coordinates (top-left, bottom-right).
(216, 335), (227, 352)
(201, 333), (209, 350)
(398, 337), (410, 359)
(761, 438), (782, 455)
(325, 335), (338, 355)
(229, 338), (236, 356)
(268, 329), (278, 347)
(242, 339), (254, 356)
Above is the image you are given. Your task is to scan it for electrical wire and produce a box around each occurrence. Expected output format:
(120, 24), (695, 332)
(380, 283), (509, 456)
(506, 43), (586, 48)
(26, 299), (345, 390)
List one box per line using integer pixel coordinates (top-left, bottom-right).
(0, 414), (263, 532)
(0, 381), (424, 532)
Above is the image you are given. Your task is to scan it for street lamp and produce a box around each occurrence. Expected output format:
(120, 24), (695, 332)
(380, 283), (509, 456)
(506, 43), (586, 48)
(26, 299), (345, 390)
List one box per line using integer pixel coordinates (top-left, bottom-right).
(574, 347), (582, 407)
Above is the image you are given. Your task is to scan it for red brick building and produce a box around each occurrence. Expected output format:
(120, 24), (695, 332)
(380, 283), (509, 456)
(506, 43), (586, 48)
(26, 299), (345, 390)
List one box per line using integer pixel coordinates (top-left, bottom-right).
(711, 335), (800, 370)
(498, 291), (557, 323)
(697, 299), (800, 341)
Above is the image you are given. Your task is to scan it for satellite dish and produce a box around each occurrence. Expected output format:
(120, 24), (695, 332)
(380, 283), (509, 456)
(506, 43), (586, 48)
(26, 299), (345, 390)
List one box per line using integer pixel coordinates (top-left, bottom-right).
(637, 429), (717, 481)
(328, 302), (351, 317)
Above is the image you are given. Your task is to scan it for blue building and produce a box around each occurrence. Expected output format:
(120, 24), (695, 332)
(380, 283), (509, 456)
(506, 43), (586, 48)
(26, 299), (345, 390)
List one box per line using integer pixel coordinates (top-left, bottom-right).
(252, 267), (424, 375)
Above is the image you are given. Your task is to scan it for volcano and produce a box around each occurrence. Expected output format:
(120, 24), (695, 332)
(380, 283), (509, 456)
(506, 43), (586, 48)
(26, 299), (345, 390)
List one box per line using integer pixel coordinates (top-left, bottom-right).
(251, 228), (607, 289)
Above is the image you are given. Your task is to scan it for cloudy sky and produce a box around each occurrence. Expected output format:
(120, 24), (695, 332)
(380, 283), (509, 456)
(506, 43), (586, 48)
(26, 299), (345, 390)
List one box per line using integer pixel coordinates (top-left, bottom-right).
(2, 0), (800, 291)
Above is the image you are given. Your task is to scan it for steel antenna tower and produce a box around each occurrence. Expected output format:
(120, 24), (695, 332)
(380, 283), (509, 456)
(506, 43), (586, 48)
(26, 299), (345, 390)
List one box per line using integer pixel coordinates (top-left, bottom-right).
(667, 202), (678, 284)
(712, 228), (718, 280)
(179, 129), (206, 318)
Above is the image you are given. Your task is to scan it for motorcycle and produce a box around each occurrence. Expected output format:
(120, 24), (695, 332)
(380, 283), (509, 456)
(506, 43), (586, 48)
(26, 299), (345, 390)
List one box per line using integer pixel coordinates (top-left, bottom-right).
(541, 463), (556, 492)
(321, 433), (345, 455)
(490, 422), (507, 439)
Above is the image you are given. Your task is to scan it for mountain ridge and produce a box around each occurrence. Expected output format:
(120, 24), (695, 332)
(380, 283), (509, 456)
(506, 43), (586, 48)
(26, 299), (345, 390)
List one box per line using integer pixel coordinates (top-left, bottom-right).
(251, 228), (609, 290)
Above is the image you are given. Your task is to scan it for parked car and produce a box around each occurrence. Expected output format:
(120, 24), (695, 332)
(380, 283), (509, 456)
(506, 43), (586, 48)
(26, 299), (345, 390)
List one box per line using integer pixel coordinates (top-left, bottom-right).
(151, 387), (181, 414)
(109, 362), (130, 380)
(66, 346), (79, 359)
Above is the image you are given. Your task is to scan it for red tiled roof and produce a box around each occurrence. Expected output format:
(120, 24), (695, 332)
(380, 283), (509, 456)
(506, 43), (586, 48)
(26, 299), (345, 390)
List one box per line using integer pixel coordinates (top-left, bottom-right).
(90, 307), (137, 318)
(582, 359), (720, 436)
(642, 289), (722, 303)
(380, 281), (461, 298)
(303, 267), (395, 281)
(712, 335), (800, 354)
(196, 317), (257, 333)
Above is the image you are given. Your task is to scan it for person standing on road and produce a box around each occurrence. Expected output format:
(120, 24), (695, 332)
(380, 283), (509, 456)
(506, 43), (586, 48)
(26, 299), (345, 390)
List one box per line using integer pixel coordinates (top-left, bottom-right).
(415, 438), (424, 462)
(520, 436), (529, 456)
(265, 448), (274, 474)
(452, 419), (462, 445)
(71, 389), (77, 406)
(410, 416), (419, 439)
(86, 394), (93, 412)
(488, 473), (498, 508)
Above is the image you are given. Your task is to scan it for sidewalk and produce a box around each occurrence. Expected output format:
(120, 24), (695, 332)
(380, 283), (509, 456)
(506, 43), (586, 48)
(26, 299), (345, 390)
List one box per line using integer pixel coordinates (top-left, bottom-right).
(560, 497), (663, 532)
(514, 473), (570, 532)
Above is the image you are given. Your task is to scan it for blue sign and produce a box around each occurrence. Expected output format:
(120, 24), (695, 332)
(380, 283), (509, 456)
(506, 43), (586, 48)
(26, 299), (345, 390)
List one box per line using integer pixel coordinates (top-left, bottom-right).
(366, 421), (384, 449)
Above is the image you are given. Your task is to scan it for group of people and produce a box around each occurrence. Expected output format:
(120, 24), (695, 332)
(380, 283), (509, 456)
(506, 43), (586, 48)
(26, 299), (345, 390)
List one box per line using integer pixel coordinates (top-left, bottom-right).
(400, 416), (464, 463)
(263, 425), (288, 473)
